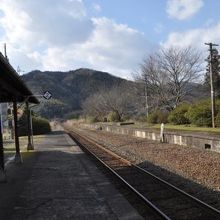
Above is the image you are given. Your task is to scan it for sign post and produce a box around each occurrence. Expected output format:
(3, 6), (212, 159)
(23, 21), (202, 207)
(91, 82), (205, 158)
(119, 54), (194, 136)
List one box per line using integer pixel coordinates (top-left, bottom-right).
(26, 91), (52, 151)
(160, 123), (165, 143)
(43, 91), (52, 100)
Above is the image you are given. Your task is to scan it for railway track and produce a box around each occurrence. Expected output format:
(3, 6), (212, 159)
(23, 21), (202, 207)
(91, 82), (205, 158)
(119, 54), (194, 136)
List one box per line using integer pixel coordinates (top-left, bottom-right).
(68, 129), (220, 220)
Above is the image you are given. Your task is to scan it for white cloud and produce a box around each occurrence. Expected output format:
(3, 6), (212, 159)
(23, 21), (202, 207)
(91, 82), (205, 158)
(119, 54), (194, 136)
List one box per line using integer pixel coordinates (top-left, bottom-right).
(93, 3), (102, 12)
(162, 22), (220, 49)
(0, 1), (153, 79)
(166, 0), (204, 20)
(5, 45), (42, 72)
(41, 17), (153, 79)
(0, 0), (93, 48)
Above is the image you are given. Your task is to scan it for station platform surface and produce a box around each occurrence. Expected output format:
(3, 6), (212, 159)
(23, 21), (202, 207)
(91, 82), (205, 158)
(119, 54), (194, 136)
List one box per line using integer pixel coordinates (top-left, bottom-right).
(0, 131), (143, 220)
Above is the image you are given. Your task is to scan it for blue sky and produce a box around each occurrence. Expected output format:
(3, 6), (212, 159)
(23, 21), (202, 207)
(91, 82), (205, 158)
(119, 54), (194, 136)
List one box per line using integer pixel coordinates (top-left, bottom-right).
(0, 0), (219, 79)
(85, 0), (219, 42)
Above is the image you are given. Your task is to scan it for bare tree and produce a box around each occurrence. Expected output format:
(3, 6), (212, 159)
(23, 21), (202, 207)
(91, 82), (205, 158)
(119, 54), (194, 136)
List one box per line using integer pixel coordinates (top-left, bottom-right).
(82, 84), (136, 121)
(140, 54), (170, 110)
(137, 46), (202, 111)
(82, 93), (108, 120)
(159, 47), (202, 108)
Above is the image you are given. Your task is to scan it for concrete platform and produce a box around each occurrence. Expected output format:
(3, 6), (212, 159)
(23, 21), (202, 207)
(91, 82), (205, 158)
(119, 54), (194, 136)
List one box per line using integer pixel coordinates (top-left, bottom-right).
(0, 131), (143, 220)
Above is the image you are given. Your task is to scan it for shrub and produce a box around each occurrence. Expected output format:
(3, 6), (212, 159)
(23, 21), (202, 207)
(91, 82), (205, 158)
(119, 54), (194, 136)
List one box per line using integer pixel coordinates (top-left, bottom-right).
(32, 117), (51, 135)
(64, 111), (81, 120)
(186, 100), (212, 127)
(18, 116), (51, 136)
(168, 103), (190, 125)
(86, 116), (98, 123)
(158, 111), (169, 123)
(136, 115), (147, 122)
(107, 111), (121, 122)
(147, 110), (168, 124)
(216, 112), (220, 127)
(147, 112), (158, 124)
(122, 114), (131, 121)
(216, 100), (220, 127)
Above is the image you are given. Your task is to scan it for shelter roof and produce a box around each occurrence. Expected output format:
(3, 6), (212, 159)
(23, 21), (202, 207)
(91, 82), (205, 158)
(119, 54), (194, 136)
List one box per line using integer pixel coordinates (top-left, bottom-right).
(0, 53), (39, 104)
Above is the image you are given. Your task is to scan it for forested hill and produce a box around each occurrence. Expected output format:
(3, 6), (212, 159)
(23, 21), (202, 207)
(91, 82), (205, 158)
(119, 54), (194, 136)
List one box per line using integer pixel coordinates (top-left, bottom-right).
(21, 68), (130, 119)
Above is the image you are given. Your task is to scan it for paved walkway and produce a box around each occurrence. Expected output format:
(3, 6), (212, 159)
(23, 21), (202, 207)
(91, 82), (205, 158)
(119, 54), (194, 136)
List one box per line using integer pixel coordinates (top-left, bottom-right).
(0, 131), (143, 220)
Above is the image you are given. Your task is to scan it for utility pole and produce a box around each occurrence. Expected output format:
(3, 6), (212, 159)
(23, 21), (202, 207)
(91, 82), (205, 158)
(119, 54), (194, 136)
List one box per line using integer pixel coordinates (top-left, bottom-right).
(17, 66), (25, 75)
(4, 43), (9, 62)
(205, 42), (219, 128)
(144, 75), (149, 117)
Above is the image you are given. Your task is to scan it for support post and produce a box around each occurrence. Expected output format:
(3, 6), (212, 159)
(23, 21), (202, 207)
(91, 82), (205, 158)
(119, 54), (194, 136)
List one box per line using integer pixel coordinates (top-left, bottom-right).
(13, 101), (22, 163)
(26, 102), (34, 150)
(30, 110), (34, 146)
(0, 109), (6, 182)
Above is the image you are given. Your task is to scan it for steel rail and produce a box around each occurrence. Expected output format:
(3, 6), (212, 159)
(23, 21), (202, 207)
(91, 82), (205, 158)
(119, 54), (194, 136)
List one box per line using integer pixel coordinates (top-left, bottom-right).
(134, 165), (220, 215)
(68, 129), (220, 219)
(70, 131), (171, 220)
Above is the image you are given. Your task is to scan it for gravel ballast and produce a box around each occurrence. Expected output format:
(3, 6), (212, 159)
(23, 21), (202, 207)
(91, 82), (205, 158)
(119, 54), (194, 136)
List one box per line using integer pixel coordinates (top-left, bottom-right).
(65, 123), (220, 209)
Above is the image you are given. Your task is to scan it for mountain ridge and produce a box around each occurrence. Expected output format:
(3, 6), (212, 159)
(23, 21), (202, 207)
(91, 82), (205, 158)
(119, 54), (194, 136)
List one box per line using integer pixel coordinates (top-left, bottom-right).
(21, 68), (131, 118)
(21, 68), (208, 119)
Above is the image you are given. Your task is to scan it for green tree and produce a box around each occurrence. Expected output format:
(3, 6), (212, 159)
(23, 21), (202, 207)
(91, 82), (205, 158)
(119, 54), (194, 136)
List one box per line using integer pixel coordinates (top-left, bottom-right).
(147, 110), (168, 124)
(186, 100), (212, 126)
(204, 48), (220, 97)
(168, 103), (190, 125)
(38, 99), (67, 119)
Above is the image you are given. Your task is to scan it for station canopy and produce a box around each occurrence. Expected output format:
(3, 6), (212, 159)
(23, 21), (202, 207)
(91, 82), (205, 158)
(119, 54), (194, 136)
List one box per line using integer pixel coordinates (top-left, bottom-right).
(0, 53), (39, 104)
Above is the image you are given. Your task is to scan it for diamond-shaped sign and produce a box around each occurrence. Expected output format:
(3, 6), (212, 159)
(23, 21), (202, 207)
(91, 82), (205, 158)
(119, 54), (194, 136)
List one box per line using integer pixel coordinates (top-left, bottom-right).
(43, 91), (52, 100)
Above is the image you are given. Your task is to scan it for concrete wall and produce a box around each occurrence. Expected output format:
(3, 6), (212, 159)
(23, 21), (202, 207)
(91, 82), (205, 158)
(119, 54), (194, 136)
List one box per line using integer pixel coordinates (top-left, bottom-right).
(83, 124), (220, 153)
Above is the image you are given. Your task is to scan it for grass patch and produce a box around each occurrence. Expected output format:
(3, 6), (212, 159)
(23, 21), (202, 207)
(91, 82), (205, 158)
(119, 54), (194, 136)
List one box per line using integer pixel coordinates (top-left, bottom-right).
(132, 123), (220, 134)
(4, 135), (46, 153)
(3, 135), (46, 161)
(21, 151), (37, 160)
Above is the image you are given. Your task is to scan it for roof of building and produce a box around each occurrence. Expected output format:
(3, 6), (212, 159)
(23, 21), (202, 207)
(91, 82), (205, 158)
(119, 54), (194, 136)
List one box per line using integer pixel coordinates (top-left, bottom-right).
(0, 53), (39, 104)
